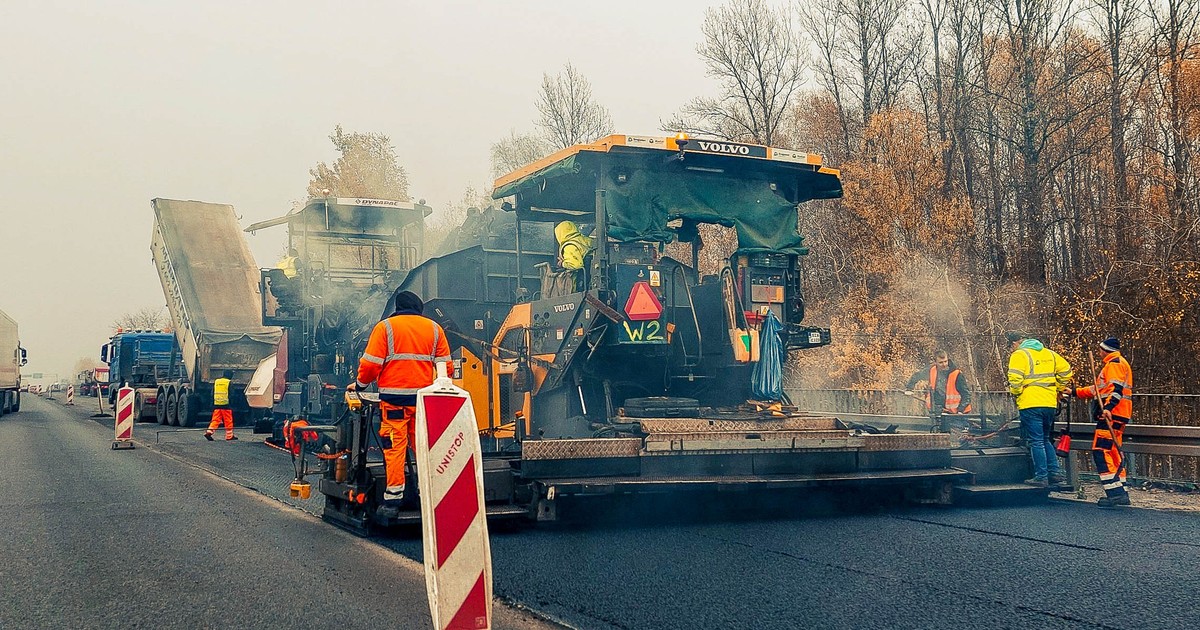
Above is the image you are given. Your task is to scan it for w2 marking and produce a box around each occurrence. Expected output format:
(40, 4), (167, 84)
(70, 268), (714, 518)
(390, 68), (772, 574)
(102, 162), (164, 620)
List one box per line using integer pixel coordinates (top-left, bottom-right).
(621, 320), (664, 343)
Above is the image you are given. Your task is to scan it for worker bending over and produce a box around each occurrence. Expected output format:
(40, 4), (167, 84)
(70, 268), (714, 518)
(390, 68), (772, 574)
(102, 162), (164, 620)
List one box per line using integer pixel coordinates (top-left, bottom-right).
(1070, 337), (1133, 508)
(351, 290), (451, 515)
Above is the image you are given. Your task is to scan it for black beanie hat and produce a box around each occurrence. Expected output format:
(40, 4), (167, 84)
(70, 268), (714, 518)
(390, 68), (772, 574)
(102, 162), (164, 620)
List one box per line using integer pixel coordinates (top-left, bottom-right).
(392, 290), (424, 315)
(1100, 337), (1120, 352)
(1004, 331), (1024, 343)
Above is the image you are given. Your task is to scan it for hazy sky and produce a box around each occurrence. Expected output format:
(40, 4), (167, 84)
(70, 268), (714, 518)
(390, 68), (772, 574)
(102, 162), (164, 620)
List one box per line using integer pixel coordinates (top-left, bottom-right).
(1, 0), (731, 379)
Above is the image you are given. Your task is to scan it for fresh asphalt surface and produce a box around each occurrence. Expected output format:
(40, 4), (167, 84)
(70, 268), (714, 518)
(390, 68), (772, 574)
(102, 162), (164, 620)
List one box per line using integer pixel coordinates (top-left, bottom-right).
(10, 395), (1200, 630)
(379, 497), (1200, 630)
(0, 395), (551, 629)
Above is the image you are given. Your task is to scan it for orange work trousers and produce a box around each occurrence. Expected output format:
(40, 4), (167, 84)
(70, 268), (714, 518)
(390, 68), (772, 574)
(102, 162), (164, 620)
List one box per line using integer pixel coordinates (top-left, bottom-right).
(1092, 419), (1128, 499)
(208, 408), (234, 439)
(380, 403), (415, 497)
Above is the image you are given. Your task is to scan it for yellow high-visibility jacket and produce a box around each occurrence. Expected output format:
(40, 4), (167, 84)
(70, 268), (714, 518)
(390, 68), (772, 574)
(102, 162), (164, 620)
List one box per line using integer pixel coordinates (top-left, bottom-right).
(277, 255), (298, 279)
(213, 377), (231, 407)
(554, 221), (593, 270)
(1007, 340), (1073, 409)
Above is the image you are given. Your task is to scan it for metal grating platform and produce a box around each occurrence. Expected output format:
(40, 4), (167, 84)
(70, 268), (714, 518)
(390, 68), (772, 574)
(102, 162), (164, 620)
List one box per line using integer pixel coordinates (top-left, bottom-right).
(860, 433), (957, 451)
(637, 416), (841, 433)
(522, 437), (642, 460)
(644, 430), (863, 453)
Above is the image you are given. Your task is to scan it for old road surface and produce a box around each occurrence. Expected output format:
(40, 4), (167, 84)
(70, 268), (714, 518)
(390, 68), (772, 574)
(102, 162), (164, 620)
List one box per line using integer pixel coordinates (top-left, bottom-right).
(0, 395), (552, 630)
(9, 395), (1200, 630)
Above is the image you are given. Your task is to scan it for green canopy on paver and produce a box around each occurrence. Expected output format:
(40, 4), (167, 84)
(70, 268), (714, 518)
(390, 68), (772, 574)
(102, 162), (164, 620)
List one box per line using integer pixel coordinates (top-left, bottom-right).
(492, 137), (842, 256)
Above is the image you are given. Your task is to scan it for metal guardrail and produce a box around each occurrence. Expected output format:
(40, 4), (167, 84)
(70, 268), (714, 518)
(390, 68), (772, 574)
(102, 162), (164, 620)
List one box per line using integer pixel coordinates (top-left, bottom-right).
(787, 388), (1200, 484)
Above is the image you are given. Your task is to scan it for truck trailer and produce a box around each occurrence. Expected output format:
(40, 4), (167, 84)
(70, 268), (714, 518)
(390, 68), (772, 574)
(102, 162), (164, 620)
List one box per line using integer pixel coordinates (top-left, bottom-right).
(150, 198), (282, 427)
(78, 366), (109, 398)
(0, 309), (28, 416)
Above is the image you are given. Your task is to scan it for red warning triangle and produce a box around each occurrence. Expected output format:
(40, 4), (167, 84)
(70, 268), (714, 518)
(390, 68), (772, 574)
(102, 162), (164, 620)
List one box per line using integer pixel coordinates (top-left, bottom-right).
(624, 281), (663, 321)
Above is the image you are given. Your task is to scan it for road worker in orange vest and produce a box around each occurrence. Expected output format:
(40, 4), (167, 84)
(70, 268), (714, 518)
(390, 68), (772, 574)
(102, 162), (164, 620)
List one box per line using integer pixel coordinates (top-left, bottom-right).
(350, 289), (451, 516)
(905, 349), (974, 415)
(1070, 336), (1133, 508)
(204, 370), (236, 441)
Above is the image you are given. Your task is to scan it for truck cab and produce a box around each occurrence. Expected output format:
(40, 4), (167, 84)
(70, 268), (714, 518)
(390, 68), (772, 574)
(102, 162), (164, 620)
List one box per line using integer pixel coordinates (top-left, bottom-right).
(101, 330), (181, 420)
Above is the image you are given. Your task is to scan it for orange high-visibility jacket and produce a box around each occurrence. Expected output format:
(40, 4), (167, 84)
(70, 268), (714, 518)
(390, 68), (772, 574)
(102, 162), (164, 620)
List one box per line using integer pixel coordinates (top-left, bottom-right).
(927, 365), (971, 413)
(355, 314), (451, 401)
(1076, 351), (1133, 420)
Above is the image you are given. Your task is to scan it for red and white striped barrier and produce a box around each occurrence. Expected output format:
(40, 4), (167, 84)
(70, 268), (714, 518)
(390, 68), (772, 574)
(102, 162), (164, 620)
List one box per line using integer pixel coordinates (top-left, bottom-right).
(112, 386), (135, 450)
(415, 362), (491, 630)
(66, 385), (75, 405)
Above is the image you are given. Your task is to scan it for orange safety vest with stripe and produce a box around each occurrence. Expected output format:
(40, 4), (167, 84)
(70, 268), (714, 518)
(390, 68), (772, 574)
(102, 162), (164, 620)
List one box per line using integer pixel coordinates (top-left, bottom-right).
(927, 365), (972, 414)
(1075, 350), (1133, 421)
(355, 313), (452, 404)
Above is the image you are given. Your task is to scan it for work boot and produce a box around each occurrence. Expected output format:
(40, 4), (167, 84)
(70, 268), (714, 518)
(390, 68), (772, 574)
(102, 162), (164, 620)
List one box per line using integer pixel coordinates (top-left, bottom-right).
(1023, 477), (1049, 487)
(376, 500), (403, 520)
(226, 435), (238, 441)
(1097, 494), (1131, 508)
(1049, 473), (1068, 486)
(204, 432), (214, 441)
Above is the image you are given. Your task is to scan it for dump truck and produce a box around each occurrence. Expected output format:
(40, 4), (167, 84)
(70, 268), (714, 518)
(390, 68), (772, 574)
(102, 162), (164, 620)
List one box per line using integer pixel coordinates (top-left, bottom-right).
(0, 309), (27, 416)
(299, 134), (1026, 535)
(78, 366), (109, 398)
(245, 196), (430, 434)
(150, 198), (282, 427)
(101, 330), (182, 420)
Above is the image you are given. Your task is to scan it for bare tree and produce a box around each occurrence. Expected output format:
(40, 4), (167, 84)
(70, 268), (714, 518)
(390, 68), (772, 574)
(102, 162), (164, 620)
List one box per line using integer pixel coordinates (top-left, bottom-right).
(307, 125), (410, 200)
(112, 307), (168, 331)
(669, 0), (806, 145)
(799, 0), (925, 140)
(73, 357), (100, 378)
(1089, 0), (1149, 216)
(490, 130), (552, 178)
(536, 63), (614, 150)
(1146, 0), (1200, 255)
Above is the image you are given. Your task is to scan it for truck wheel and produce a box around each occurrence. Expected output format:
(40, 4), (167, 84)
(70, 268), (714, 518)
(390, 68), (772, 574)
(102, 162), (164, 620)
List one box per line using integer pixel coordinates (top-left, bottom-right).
(134, 392), (153, 422)
(156, 388), (169, 425)
(165, 390), (179, 427)
(178, 390), (199, 428)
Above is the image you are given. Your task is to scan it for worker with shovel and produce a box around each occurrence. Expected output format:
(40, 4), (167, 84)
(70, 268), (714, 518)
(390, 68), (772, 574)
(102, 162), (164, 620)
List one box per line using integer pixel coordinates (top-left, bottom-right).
(1071, 337), (1133, 508)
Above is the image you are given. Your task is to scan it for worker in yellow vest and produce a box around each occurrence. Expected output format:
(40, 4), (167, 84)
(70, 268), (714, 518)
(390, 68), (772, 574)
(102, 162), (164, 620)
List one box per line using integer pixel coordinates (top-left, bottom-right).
(204, 370), (237, 441)
(1006, 332), (1072, 486)
(276, 248), (300, 279)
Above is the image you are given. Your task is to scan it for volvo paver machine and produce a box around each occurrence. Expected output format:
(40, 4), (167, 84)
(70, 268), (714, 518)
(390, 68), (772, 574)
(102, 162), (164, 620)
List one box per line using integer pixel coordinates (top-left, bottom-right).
(299, 135), (970, 533)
